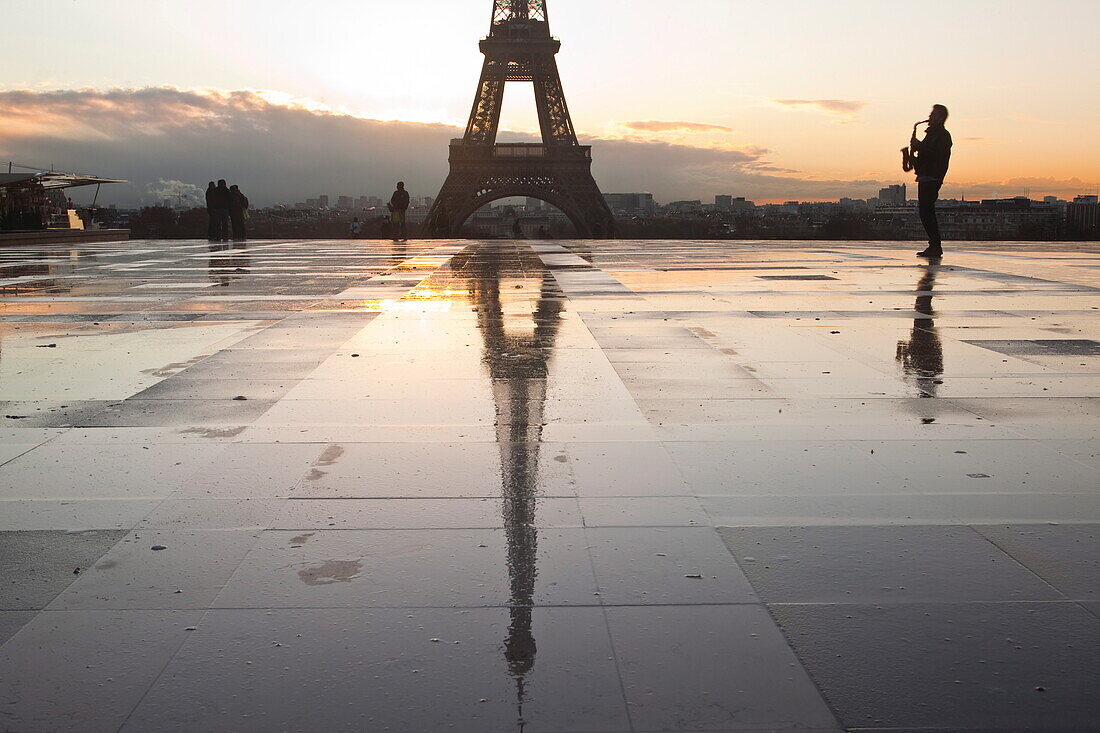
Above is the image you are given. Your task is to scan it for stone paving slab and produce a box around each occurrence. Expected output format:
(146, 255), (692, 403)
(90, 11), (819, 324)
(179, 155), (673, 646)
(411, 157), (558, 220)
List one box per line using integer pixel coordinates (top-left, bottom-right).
(1, 238), (1099, 731)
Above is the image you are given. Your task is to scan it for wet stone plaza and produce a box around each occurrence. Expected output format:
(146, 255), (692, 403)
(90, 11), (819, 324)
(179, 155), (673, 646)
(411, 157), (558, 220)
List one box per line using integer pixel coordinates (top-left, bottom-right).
(1, 238), (1099, 733)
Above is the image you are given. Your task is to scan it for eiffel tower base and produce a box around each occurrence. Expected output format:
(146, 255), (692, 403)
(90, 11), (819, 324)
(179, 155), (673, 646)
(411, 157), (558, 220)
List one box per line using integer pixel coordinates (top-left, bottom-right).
(427, 143), (613, 238)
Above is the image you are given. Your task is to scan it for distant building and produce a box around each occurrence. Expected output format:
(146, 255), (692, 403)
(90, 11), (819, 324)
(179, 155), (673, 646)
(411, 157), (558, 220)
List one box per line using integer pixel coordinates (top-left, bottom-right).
(1067, 195), (1100, 237)
(604, 193), (656, 216)
(878, 185), (907, 207)
(665, 200), (704, 215)
(318, 195), (330, 208)
(876, 196), (1060, 239)
(337, 196), (354, 210)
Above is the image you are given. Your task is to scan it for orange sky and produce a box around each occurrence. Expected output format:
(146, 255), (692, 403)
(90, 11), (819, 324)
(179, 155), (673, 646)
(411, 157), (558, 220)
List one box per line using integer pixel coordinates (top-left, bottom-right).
(3, 0), (1099, 202)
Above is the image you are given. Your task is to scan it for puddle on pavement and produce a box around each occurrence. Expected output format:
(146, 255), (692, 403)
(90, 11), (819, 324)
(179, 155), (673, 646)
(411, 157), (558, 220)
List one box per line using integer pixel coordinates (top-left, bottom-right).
(298, 559), (363, 586)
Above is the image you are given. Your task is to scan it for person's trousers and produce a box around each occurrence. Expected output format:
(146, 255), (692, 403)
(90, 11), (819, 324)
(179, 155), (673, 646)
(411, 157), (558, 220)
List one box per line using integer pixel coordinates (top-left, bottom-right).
(213, 209), (230, 241)
(392, 216), (407, 241)
(207, 209), (218, 240)
(918, 180), (943, 249)
(230, 214), (246, 241)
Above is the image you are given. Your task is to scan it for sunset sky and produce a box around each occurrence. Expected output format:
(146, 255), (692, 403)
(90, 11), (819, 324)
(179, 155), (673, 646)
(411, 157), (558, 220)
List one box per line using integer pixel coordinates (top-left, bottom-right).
(2, 0), (1098, 206)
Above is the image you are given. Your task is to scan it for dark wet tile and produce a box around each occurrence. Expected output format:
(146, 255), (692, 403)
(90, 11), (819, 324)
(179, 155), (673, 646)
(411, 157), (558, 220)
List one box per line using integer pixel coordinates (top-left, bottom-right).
(0, 530), (124, 609)
(122, 606), (629, 733)
(0, 401), (110, 428)
(718, 525), (1064, 603)
(0, 609), (203, 733)
(49, 529), (261, 610)
(78, 398), (277, 427)
(131, 378), (298, 400)
(975, 524), (1099, 600)
(586, 527), (757, 605)
(964, 339), (1100, 356)
(0, 610), (36, 645)
(214, 528), (599, 608)
(699, 492), (1100, 527)
(168, 361), (322, 380)
(606, 605), (837, 731)
(770, 601), (1100, 731)
(193, 348), (330, 366)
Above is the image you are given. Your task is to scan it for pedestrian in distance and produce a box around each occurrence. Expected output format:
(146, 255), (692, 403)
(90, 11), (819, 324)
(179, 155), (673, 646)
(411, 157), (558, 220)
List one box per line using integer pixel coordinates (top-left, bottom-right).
(512, 218), (523, 239)
(210, 179), (232, 242)
(388, 182), (410, 242)
(229, 184), (249, 242)
(205, 181), (217, 241)
(904, 104), (953, 259)
(349, 217), (362, 238)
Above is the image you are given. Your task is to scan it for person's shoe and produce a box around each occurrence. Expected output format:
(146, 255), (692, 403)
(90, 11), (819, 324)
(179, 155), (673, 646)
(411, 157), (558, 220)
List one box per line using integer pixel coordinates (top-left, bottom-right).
(917, 247), (943, 259)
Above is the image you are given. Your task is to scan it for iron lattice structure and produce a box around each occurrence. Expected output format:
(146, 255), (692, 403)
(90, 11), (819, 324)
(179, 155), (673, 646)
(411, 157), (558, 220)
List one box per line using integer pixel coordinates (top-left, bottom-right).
(426, 0), (613, 238)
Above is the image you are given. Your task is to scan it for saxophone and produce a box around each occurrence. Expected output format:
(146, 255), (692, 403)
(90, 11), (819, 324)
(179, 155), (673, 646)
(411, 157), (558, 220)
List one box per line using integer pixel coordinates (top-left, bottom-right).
(901, 119), (929, 172)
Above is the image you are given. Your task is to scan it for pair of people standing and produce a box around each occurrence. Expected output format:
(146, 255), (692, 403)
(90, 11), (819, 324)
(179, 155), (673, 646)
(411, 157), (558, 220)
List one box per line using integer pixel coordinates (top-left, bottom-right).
(206, 180), (249, 242)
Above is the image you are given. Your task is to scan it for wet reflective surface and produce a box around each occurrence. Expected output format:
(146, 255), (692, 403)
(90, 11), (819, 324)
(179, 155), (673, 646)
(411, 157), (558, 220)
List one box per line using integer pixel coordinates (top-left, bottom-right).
(1, 238), (1099, 731)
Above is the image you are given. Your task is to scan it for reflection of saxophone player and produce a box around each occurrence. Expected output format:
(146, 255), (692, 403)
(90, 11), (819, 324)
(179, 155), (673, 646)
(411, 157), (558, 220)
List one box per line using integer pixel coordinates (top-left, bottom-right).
(901, 119), (930, 172)
(896, 265), (943, 400)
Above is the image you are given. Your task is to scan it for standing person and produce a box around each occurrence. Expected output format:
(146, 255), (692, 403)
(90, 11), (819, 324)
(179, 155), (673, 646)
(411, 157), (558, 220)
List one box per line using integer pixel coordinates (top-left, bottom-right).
(512, 218), (522, 239)
(910, 104), (952, 259)
(229, 184), (249, 242)
(211, 179), (232, 242)
(205, 182), (217, 241)
(349, 217), (362, 238)
(388, 182), (410, 242)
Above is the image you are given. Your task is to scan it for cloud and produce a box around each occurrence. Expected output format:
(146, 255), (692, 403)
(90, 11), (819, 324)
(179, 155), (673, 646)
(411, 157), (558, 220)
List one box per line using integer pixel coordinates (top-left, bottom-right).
(620, 120), (734, 133)
(146, 178), (205, 207)
(0, 86), (909, 205)
(773, 98), (867, 121)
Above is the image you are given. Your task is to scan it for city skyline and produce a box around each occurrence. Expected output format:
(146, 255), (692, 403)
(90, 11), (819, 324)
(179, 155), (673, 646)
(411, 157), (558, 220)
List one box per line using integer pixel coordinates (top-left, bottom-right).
(2, 0), (1099, 206)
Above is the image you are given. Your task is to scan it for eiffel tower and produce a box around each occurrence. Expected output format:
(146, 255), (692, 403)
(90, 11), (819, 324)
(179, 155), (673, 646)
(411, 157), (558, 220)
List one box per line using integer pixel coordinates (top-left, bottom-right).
(426, 0), (613, 238)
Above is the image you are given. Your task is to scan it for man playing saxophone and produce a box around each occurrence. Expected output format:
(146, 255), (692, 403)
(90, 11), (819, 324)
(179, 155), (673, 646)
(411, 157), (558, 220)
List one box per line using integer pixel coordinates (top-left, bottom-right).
(906, 104), (952, 258)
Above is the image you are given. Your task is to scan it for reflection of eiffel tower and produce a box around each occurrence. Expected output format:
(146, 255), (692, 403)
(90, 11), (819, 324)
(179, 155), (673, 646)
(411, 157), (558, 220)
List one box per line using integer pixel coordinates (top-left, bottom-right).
(456, 243), (563, 730)
(426, 0), (613, 238)
(897, 265), (945, 412)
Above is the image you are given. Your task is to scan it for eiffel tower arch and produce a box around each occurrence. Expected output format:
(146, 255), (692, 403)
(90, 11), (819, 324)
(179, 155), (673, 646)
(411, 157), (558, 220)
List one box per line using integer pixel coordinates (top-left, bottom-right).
(426, 0), (614, 238)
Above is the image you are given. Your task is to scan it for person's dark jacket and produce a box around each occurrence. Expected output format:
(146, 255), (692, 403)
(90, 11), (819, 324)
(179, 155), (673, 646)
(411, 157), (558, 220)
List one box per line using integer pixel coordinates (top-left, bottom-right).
(211, 183), (233, 209)
(913, 124), (952, 181)
(205, 186), (217, 209)
(230, 190), (249, 214)
(390, 189), (410, 211)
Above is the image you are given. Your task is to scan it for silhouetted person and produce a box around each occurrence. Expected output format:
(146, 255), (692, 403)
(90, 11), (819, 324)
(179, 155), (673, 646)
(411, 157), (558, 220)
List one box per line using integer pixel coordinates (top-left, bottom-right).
(349, 217), (362, 237)
(210, 179), (232, 242)
(512, 218), (522, 239)
(911, 104), (952, 259)
(389, 182), (410, 242)
(537, 225), (548, 239)
(229, 184), (249, 242)
(205, 181), (217, 241)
